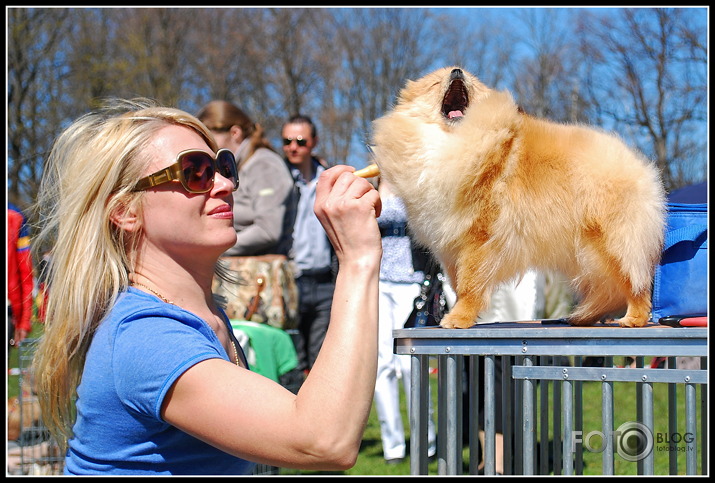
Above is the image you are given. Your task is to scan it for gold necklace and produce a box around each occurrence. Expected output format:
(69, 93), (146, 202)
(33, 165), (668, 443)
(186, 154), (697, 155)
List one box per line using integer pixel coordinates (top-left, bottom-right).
(129, 281), (241, 366)
(131, 281), (173, 304)
(218, 312), (242, 368)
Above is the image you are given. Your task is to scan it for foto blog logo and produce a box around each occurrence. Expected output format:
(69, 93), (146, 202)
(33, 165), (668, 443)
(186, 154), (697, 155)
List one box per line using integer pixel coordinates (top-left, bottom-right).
(574, 421), (654, 462)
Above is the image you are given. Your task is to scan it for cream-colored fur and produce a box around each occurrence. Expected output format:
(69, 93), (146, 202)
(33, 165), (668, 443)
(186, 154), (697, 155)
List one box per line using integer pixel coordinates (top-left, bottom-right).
(372, 66), (666, 328)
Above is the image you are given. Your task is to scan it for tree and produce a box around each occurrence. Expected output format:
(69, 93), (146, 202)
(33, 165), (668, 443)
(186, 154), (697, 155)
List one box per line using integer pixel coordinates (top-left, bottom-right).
(112, 8), (196, 107)
(577, 8), (707, 191)
(7, 8), (71, 209)
(332, 8), (438, 167)
(65, 9), (119, 105)
(263, 8), (342, 162)
(7, 7), (707, 210)
(509, 8), (592, 123)
(180, 8), (256, 107)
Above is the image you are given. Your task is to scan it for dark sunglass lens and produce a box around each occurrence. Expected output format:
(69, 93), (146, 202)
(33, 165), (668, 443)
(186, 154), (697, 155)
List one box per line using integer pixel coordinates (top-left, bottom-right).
(282, 137), (308, 147)
(181, 152), (214, 192)
(217, 150), (239, 189)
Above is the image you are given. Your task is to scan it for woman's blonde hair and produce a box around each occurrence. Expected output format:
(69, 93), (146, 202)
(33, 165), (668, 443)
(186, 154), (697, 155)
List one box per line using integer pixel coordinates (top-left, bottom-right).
(30, 98), (218, 449)
(196, 100), (276, 165)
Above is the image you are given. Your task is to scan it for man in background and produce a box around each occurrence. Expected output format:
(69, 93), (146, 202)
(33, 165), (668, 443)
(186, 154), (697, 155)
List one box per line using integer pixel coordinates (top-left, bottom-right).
(281, 115), (336, 375)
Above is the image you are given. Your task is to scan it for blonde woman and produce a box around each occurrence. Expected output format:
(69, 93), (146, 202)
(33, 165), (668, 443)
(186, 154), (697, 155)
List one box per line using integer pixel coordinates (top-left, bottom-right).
(31, 99), (382, 475)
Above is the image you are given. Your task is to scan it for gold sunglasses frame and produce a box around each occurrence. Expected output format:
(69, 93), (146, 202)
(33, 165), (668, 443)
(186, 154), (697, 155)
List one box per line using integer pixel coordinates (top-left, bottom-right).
(134, 148), (238, 193)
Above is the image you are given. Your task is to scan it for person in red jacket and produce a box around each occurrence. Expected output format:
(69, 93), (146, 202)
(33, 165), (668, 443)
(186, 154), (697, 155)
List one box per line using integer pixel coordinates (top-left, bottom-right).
(8, 202), (35, 350)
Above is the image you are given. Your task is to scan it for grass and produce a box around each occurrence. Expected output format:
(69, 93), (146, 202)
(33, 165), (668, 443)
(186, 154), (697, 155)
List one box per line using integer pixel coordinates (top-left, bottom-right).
(8, 322), (704, 476)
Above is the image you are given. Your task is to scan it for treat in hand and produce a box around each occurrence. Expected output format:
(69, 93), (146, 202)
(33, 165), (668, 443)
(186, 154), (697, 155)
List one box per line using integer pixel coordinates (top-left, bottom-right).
(353, 163), (380, 178)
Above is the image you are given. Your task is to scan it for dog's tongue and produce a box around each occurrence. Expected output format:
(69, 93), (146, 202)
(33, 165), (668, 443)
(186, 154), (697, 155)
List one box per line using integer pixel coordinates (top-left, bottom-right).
(448, 110), (464, 119)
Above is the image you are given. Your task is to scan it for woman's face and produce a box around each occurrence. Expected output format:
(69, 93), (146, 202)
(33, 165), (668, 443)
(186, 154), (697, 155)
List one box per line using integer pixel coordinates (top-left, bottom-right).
(137, 125), (237, 263)
(211, 126), (243, 154)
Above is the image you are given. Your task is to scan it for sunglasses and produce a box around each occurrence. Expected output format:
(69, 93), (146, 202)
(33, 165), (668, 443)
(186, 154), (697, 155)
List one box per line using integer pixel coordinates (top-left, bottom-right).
(134, 149), (239, 194)
(282, 136), (308, 147)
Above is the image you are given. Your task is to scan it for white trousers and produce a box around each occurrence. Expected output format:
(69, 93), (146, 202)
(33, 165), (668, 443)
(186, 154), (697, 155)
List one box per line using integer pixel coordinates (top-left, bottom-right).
(442, 270), (541, 323)
(477, 269), (540, 323)
(375, 280), (437, 460)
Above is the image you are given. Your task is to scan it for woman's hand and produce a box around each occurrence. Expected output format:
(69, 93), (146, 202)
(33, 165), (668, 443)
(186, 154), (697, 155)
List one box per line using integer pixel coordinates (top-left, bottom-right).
(314, 165), (382, 268)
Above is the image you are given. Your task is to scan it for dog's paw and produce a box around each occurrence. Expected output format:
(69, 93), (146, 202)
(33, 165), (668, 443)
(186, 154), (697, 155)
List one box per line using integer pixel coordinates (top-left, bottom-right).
(616, 315), (649, 328)
(440, 313), (476, 329)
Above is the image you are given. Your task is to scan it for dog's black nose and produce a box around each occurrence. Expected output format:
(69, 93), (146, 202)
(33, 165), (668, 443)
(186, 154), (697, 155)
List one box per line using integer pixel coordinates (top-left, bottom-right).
(450, 68), (464, 80)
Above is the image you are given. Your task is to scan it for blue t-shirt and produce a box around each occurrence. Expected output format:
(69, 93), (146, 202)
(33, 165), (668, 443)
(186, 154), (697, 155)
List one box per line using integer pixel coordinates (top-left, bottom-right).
(64, 287), (256, 475)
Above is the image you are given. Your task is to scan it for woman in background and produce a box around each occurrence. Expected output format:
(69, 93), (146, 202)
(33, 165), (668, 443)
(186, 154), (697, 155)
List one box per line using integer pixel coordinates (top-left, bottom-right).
(197, 100), (294, 256)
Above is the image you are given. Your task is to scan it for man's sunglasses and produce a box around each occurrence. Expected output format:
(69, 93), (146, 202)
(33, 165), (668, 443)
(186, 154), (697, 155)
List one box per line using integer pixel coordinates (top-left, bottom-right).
(282, 136), (308, 147)
(134, 149), (239, 194)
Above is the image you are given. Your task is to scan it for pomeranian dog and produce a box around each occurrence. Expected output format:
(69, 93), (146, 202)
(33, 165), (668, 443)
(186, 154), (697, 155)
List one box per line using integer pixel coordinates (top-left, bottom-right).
(371, 66), (666, 328)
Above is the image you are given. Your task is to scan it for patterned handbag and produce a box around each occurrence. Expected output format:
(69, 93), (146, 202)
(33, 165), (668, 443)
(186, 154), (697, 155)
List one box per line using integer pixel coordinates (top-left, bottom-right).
(213, 255), (299, 330)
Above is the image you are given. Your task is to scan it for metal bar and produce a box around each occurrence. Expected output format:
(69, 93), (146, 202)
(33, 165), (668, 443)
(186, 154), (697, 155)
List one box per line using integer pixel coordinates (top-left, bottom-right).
(393, 325), (708, 358)
(522, 356), (535, 475)
(635, 357), (644, 475)
(667, 357), (677, 475)
(539, 356), (549, 475)
(640, 379), (654, 475)
(503, 357), (513, 475)
(410, 354), (429, 475)
(562, 377), (574, 476)
(514, 356), (523, 475)
(685, 382), (697, 475)
(574, 357), (583, 475)
(396, 338), (706, 357)
(601, 370), (614, 475)
(443, 354), (461, 474)
(553, 362), (563, 475)
(437, 355), (447, 475)
(484, 355), (496, 475)
(511, 366), (706, 384)
(468, 356), (480, 474)
(456, 355), (464, 471)
(394, 324), (707, 343)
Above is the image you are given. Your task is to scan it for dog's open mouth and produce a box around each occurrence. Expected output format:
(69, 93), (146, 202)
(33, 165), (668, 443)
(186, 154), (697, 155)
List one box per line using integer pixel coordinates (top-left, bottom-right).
(441, 69), (469, 121)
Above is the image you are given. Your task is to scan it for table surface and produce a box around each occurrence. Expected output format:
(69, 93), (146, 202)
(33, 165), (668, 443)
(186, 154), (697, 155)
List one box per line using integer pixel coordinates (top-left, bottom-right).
(393, 320), (708, 357)
(394, 320), (708, 338)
